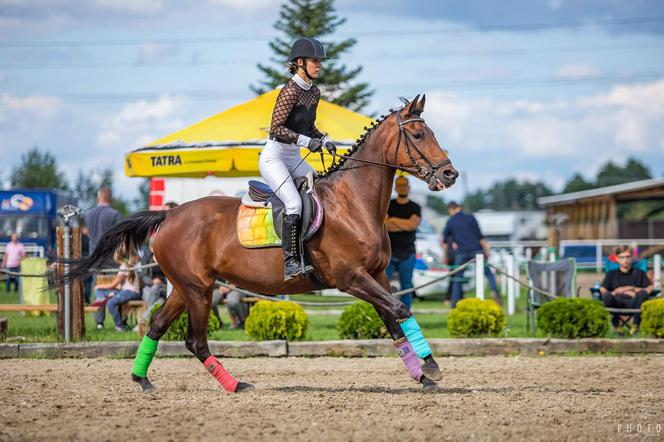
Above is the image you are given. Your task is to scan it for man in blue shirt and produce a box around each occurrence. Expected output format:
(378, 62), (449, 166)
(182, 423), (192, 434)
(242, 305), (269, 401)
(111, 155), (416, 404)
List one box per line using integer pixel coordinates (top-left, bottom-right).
(442, 202), (500, 308)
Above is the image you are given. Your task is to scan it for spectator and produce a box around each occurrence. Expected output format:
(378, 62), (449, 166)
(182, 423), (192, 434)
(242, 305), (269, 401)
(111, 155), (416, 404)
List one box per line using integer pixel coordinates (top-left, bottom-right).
(84, 187), (122, 260)
(2, 233), (26, 292)
(384, 175), (421, 311)
(211, 283), (249, 329)
(600, 245), (653, 335)
(442, 202), (500, 308)
(94, 252), (142, 332)
(137, 244), (167, 328)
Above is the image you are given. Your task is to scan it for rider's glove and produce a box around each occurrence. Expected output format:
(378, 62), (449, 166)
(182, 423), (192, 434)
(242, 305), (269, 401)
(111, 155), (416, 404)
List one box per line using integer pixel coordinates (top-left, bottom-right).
(322, 135), (337, 156)
(306, 137), (323, 153)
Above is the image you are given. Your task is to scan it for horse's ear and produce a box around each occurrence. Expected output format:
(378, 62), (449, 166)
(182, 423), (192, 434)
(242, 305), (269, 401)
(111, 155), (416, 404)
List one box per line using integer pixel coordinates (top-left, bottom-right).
(418, 94), (426, 113)
(407, 94), (420, 114)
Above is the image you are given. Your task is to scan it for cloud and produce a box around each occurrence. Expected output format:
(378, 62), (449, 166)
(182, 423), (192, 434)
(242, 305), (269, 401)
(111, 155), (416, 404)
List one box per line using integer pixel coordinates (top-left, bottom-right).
(556, 63), (600, 80)
(423, 79), (664, 190)
(135, 42), (179, 64)
(207, 0), (277, 11)
(96, 95), (187, 149)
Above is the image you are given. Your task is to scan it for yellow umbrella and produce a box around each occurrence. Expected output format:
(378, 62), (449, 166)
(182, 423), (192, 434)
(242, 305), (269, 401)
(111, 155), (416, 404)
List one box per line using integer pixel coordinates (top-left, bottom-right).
(125, 88), (373, 178)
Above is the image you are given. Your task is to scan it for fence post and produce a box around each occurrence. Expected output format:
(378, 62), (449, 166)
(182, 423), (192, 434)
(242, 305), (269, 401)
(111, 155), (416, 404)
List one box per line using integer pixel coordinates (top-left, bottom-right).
(475, 253), (484, 300)
(595, 242), (602, 273)
(507, 255), (515, 315)
(654, 254), (662, 291)
(500, 251), (507, 296)
(513, 253), (520, 300)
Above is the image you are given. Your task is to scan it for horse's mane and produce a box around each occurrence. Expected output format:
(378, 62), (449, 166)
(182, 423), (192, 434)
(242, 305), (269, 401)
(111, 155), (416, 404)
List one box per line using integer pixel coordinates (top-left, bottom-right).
(316, 109), (395, 181)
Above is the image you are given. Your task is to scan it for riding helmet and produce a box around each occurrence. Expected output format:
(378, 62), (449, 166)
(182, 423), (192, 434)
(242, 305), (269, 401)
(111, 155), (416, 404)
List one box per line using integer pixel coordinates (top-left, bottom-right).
(288, 38), (328, 61)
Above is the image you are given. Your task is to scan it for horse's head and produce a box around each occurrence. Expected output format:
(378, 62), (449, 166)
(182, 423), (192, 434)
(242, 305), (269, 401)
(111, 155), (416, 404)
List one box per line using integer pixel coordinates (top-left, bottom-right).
(381, 94), (458, 191)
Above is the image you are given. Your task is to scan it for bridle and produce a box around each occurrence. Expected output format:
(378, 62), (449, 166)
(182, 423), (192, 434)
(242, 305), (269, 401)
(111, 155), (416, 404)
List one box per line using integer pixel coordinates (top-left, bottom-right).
(394, 110), (451, 181)
(322, 109), (451, 182)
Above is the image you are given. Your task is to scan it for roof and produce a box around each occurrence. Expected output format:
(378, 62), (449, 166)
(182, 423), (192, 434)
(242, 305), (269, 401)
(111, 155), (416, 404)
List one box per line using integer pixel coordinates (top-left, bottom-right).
(538, 178), (664, 206)
(146, 88), (372, 148)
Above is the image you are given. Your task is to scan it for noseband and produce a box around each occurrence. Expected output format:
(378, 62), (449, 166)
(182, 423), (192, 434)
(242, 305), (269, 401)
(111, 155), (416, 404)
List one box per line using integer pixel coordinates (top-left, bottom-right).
(394, 110), (451, 181)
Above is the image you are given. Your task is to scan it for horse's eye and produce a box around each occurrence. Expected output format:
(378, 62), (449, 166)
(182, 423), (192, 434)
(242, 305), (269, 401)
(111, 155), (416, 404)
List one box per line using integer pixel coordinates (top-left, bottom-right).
(413, 132), (423, 140)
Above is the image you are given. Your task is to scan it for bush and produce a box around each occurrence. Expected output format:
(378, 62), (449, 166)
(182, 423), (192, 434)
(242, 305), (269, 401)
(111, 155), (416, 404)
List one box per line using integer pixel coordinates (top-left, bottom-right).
(537, 298), (609, 338)
(448, 298), (505, 337)
(245, 300), (308, 341)
(641, 298), (664, 338)
(337, 302), (390, 339)
(147, 302), (221, 341)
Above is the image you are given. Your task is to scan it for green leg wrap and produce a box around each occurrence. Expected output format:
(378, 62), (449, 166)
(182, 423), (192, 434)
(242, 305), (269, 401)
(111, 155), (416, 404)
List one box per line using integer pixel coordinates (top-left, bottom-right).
(131, 336), (159, 378)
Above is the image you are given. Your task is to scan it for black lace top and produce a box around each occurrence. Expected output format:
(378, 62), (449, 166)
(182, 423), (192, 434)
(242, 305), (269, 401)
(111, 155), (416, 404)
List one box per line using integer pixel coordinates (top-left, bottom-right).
(269, 78), (324, 144)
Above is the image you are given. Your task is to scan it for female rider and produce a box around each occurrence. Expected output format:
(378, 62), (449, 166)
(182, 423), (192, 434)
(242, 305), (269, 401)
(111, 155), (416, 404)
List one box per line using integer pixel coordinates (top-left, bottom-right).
(258, 38), (337, 281)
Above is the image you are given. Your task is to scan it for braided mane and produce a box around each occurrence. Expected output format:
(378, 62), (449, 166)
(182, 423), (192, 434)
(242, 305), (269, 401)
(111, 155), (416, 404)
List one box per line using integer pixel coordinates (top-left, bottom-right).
(316, 109), (395, 180)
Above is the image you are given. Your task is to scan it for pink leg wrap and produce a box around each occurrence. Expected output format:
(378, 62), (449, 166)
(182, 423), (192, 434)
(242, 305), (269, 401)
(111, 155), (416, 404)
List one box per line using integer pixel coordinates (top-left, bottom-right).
(203, 356), (239, 392)
(395, 338), (424, 382)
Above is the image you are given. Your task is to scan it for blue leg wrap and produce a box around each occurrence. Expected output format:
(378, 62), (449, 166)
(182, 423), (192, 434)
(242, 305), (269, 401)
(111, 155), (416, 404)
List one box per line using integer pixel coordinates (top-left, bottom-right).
(400, 316), (432, 358)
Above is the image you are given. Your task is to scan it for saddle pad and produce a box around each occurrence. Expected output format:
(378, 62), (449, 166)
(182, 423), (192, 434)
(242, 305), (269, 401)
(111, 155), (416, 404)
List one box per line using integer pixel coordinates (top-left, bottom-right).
(237, 205), (282, 248)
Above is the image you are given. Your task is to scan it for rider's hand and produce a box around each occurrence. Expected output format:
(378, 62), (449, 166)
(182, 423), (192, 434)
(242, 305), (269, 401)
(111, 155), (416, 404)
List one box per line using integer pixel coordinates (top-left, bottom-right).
(323, 137), (337, 156)
(307, 138), (323, 152)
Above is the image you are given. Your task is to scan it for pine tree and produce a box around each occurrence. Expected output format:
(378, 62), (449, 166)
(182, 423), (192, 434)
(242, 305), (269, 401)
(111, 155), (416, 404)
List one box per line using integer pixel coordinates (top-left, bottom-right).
(10, 148), (68, 190)
(251, 0), (373, 112)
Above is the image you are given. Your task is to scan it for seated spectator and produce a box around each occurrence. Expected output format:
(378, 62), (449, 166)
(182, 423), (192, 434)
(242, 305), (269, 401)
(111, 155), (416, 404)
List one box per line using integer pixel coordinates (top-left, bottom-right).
(600, 245), (653, 335)
(94, 252), (142, 332)
(211, 282), (249, 329)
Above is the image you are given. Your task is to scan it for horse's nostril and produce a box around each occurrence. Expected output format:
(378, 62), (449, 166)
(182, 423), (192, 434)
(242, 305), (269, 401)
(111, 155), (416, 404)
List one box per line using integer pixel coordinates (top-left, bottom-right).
(443, 169), (458, 180)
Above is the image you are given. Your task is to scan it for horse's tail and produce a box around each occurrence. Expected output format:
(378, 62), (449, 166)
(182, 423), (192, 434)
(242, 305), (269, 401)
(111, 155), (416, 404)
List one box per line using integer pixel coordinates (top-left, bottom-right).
(56, 210), (167, 287)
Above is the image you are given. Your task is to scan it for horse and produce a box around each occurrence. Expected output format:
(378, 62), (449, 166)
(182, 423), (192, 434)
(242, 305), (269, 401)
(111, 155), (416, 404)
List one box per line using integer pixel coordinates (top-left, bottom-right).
(66, 94), (458, 393)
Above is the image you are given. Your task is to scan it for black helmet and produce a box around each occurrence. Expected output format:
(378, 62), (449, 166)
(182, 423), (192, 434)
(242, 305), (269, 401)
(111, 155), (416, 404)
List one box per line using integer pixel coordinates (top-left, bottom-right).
(288, 38), (327, 62)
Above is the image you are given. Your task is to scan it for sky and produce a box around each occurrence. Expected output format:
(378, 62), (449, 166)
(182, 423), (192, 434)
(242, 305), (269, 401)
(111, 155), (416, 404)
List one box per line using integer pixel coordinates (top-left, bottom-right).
(1, 0), (663, 203)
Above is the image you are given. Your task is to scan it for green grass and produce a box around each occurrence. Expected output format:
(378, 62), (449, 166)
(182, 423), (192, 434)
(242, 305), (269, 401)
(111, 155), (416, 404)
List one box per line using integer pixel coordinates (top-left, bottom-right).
(0, 284), (629, 343)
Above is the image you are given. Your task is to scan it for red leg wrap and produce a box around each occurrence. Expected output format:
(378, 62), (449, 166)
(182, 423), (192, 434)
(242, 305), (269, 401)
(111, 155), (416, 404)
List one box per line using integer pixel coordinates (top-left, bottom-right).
(203, 356), (239, 392)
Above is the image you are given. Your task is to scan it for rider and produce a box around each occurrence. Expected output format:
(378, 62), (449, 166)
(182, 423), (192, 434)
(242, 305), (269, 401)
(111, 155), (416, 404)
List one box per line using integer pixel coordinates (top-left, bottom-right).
(259, 38), (337, 281)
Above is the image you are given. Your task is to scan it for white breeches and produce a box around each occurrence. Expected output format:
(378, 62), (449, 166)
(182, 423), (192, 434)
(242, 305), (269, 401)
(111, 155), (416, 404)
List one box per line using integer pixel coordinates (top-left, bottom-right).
(258, 139), (316, 215)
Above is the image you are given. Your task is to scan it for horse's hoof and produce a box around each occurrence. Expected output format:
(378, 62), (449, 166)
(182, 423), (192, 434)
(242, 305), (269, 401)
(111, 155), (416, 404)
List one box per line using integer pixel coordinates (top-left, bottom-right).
(421, 376), (441, 393)
(132, 374), (155, 393)
(235, 382), (254, 393)
(421, 359), (443, 381)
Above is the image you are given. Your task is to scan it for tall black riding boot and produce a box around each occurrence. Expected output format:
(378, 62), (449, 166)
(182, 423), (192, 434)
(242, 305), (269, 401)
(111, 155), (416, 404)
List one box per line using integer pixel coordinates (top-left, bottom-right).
(282, 214), (304, 281)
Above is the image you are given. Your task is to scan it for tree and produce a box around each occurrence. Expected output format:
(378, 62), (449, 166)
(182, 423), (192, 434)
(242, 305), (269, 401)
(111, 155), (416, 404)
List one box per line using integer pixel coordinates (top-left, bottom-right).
(72, 167), (132, 215)
(132, 178), (150, 212)
(426, 195), (447, 215)
(563, 173), (594, 193)
(251, 0), (373, 111)
(596, 157), (651, 187)
(463, 179), (553, 211)
(10, 148), (68, 190)
(73, 168), (113, 210)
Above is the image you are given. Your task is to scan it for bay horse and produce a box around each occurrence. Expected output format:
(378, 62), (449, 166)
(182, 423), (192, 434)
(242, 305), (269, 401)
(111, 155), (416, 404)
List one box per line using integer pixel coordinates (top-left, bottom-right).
(67, 94), (458, 393)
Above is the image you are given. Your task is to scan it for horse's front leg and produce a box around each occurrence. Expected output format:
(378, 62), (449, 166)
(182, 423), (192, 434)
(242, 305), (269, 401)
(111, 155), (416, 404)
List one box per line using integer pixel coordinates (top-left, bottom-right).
(340, 269), (440, 392)
(373, 271), (443, 383)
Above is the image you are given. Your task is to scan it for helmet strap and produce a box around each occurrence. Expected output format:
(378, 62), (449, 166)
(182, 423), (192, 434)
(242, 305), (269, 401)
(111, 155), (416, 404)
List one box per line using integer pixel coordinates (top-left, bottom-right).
(299, 58), (315, 81)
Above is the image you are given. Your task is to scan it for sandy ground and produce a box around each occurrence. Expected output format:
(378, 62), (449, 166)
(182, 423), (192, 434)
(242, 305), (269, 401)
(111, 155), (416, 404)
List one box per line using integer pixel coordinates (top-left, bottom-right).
(1, 356), (663, 441)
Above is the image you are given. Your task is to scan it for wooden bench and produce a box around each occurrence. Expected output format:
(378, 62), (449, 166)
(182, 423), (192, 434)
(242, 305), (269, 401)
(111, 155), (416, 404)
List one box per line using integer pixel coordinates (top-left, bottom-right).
(0, 304), (99, 313)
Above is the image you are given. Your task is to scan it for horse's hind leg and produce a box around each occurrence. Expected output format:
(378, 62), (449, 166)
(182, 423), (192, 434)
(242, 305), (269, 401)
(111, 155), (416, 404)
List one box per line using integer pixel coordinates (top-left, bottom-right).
(131, 290), (185, 392)
(182, 284), (254, 393)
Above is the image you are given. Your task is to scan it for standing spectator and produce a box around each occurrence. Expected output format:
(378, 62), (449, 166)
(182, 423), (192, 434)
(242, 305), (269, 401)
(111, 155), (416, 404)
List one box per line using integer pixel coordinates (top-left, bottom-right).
(443, 202), (500, 308)
(84, 187), (122, 299)
(2, 233), (26, 292)
(600, 245), (653, 335)
(384, 176), (421, 311)
(84, 187), (122, 259)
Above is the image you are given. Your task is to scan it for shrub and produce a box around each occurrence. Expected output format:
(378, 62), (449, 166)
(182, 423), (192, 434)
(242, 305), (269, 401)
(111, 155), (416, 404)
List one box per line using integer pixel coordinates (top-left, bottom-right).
(245, 300), (308, 341)
(147, 302), (221, 341)
(641, 298), (664, 338)
(448, 298), (506, 337)
(337, 302), (390, 339)
(537, 298), (609, 338)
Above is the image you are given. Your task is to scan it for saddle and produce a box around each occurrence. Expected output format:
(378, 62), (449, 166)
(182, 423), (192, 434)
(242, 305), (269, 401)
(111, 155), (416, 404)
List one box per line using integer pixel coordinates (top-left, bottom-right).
(237, 173), (324, 249)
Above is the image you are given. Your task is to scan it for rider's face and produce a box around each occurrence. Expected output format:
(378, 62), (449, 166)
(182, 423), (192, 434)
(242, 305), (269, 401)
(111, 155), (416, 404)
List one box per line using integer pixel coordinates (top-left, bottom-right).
(300, 58), (322, 78)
